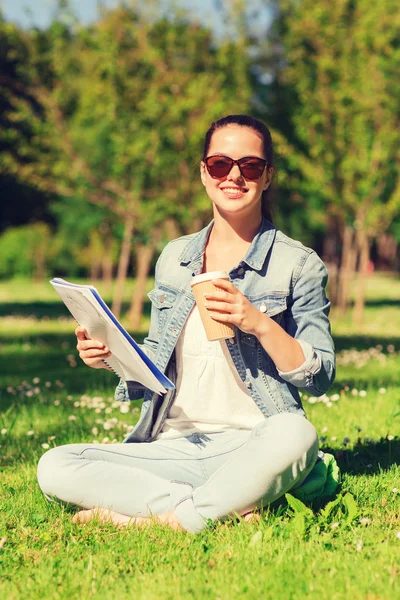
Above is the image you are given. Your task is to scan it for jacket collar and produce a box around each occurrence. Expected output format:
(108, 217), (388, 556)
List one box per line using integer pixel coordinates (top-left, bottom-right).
(178, 216), (276, 272)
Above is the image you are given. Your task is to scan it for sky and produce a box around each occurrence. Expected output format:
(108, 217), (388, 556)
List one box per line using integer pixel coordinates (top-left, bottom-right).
(0, 0), (272, 37)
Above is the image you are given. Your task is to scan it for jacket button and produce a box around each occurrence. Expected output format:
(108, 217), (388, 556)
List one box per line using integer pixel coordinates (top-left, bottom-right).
(237, 267), (245, 275)
(159, 295), (166, 303)
(259, 303), (267, 313)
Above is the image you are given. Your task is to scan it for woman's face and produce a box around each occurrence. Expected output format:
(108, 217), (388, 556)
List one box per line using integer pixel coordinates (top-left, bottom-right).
(200, 125), (272, 219)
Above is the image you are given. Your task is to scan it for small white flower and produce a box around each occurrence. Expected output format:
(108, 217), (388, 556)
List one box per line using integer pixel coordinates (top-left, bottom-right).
(45, 382), (51, 388)
(74, 401), (80, 408)
(331, 436), (337, 441)
(95, 408), (101, 414)
(396, 531), (400, 539)
(54, 400), (60, 406)
(331, 522), (339, 529)
(119, 404), (130, 414)
(67, 395), (73, 400)
(359, 390), (367, 397)
(105, 407), (112, 414)
(351, 388), (359, 396)
(330, 394), (340, 401)
(41, 443), (50, 450)
(102, 437), (110, 444)
(103, 422), (112, 430)
(322, 427), (328, 433)
(1, 429), (7, 435)
(392, 488), (398, 494)
(359, 517), (371, 526)
(387, 435), (394, 441)
(378, 388), (386, 394)
(326, 402), (333, 407)
(92, 427), (99, 436)
(27, 430), (34, 436)
(68, 415), (77, 421)
(356, 539), (363, 552)
(33, 377), (40, 384)
(48, 436), (56, 441)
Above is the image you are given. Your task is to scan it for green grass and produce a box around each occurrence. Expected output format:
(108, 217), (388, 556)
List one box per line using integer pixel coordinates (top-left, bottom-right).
(0, 274), (399, 599)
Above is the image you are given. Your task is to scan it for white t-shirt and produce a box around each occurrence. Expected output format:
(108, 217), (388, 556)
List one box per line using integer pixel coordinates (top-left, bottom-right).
(157, 305), (264, 439)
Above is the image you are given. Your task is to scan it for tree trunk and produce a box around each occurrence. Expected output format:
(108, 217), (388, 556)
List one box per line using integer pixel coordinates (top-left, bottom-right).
(326, 262), (339, 306)
(337, 225), (357, 314)
(90, 260), (101, 282)
(101, 253), (113, 294)
(352, 229), (370, 325)
(34, 245), (46, 281)
(127, 243), (155, 331)
(112, 214), (134, 318)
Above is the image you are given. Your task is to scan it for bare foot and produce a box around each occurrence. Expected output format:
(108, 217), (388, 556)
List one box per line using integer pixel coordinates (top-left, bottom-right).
(242, 511), (261, 524)
(72, 508), (184, 531)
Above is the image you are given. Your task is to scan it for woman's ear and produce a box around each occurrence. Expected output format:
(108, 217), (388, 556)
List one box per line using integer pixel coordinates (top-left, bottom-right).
(263, 167), (274, 191)
(200, 161), (207, 186)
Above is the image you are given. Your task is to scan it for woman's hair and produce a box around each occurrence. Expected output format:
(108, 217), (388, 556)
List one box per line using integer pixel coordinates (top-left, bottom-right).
(202, 114), (274, 223)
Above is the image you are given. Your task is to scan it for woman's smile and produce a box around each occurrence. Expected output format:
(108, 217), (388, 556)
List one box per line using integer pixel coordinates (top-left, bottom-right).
(220, 186), (248, 198)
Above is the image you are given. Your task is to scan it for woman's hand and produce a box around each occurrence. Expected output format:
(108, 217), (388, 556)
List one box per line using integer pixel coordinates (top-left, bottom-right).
(75, 326), (112, 370)
(203, 279), (268, 337)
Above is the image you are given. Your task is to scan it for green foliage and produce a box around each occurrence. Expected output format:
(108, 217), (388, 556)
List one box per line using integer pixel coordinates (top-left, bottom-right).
(272, 0), (400, 238)
(5, 5), (252, 239)
(0, 222), (55, 278)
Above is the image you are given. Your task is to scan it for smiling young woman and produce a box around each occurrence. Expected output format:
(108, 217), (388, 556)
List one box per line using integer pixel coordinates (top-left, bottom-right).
(37, 115), (336, 533)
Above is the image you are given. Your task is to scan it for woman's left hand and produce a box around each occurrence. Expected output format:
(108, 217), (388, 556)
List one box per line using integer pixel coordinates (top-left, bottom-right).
(204, 279), (266, 337)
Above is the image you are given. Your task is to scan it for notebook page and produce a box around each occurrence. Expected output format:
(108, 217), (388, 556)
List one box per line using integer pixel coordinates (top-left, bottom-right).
(51, 281), (167, 394)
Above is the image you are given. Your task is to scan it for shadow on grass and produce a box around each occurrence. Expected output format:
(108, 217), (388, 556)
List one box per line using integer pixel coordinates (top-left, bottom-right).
(320, 437), (399, 475)
(0, 300), (152, 320)
(332, 334), (400, 352)
(364, 299), (400, 309)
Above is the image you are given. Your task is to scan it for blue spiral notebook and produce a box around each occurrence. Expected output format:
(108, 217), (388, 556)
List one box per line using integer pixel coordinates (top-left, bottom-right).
(50, 278), (174, 395)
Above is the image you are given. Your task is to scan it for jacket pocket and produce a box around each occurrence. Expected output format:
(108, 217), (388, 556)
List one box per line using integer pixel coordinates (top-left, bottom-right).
(241, 291), (289, 347)
(148, 285), (179, 333)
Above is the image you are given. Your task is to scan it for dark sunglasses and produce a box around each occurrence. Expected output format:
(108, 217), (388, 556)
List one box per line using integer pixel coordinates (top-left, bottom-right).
(204, 155), (267, 180)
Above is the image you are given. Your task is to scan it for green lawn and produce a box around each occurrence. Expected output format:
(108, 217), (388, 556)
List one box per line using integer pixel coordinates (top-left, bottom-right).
(0, 273), (399, 599)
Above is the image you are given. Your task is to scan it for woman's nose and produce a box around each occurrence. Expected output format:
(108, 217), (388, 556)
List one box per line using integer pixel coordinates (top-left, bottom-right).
(227, 164), (243, 181)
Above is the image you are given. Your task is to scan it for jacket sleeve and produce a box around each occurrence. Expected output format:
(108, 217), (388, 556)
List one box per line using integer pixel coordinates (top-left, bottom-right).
(114, 250), (165, 402)
(276, 251), (336, 396)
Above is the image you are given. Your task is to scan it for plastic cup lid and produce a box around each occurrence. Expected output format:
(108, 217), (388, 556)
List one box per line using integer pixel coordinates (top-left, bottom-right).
(190, 271), (229, 286)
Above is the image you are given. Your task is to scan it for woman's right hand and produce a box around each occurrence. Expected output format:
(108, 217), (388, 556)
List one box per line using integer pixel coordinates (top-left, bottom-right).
(75, 326), (112, 370)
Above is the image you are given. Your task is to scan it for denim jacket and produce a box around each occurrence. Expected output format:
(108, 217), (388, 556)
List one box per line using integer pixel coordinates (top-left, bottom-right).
(117, 217), (335, 442)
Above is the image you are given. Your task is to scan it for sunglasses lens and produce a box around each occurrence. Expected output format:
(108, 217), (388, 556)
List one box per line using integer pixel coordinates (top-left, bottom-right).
(240, 160), (266, 180)
(206, 157), (232, 178)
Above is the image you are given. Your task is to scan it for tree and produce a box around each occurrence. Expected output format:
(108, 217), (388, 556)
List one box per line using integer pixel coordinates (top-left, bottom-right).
(262, 0), (400, 322)
(2, 4), (252, 327)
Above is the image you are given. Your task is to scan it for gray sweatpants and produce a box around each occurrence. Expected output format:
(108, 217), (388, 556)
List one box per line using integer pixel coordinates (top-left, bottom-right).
(37, 412), (318, 533)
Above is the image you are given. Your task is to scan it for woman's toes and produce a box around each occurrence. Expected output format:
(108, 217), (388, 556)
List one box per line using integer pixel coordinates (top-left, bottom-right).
(72, 509), (95, 524)
(242, 512), (261, 524)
